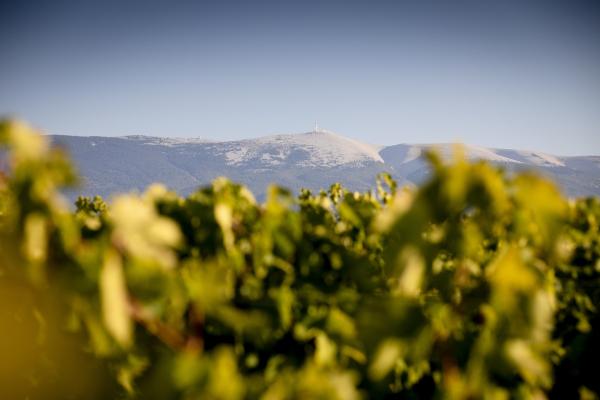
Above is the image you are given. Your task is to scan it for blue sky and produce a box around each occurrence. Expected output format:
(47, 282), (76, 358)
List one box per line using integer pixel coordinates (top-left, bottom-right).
(1, 0), (599, 155)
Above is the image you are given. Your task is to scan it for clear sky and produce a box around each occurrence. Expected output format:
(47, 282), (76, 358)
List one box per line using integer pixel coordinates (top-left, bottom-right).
(1, 0), (599, 155)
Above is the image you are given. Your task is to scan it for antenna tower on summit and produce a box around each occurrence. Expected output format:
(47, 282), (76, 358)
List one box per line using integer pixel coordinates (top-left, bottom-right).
(314, 120), (319, 133)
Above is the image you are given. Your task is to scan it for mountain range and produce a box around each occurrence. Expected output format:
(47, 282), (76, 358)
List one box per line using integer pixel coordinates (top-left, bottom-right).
(49, 129), (600, 200)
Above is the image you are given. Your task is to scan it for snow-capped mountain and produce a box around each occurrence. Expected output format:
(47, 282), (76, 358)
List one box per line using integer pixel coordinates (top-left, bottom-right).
(49, 129), (600, 200)
(124, 129), (383, 167)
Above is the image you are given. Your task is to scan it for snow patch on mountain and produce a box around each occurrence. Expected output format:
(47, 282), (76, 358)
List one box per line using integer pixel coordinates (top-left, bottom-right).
(432, 144), (521, 163)
(217, 130), (384, 167)
(224, 147), (250, 164)
(403, 146), (423, 163)
(388, 144), (522, 164)
(122, 130), (383, 167)
(514, 151), (565, 167)
(381, 143), (569, 167)
(123, 135), (213, 146)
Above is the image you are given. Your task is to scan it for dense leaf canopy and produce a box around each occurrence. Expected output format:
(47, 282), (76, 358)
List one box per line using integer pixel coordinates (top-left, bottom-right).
(0, 120), (599, 399)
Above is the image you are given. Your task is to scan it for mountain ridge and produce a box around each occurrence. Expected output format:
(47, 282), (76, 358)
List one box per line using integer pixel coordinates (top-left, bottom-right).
(48, 129), (600, 200)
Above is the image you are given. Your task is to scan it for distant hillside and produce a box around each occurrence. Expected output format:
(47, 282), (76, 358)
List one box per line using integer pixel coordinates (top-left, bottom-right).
(49, 130), (600, 200)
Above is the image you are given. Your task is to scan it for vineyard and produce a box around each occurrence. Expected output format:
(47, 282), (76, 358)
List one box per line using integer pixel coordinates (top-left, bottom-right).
(1, 119), (599, 399)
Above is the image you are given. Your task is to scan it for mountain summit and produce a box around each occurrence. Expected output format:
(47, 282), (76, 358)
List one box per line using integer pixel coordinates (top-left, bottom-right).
(215, 129), (384, 168)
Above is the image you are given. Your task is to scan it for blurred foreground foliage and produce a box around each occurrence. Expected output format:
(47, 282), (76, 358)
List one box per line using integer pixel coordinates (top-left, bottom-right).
(1, 120), (599, 399)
